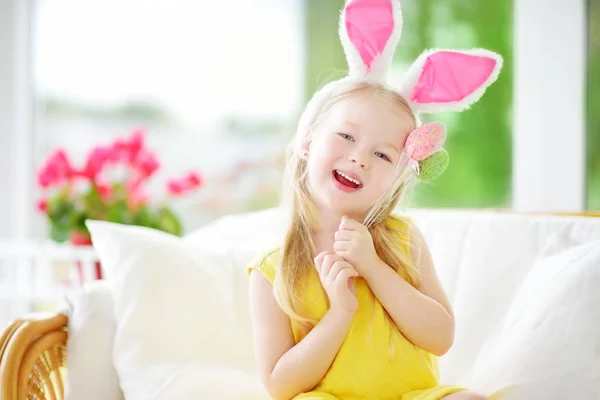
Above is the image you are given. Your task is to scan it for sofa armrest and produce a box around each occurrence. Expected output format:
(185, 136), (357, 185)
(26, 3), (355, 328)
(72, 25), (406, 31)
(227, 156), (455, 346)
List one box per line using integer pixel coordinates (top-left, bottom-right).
(0, 312), (68, 400)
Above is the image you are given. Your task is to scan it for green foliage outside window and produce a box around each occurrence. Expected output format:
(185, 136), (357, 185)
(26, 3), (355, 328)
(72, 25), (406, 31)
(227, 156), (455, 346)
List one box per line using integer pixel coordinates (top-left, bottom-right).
(304, 0), (513, 209)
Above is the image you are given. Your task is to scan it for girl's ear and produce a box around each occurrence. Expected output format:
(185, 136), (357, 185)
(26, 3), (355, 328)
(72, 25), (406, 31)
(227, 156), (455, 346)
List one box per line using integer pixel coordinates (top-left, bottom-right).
(339, 0), (403, 80)
(301, 140), (311, 160)
(399, 49), (503, 113)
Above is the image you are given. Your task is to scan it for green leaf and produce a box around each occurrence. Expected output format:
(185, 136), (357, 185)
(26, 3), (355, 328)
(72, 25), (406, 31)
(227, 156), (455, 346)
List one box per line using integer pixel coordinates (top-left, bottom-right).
(47, 197), (75, 222)
(50, 222), (71, 243)
(45, 196), (80, 242)
(72, 211), (90, 235)
(84, 183), (105, 213)
(133, 205), (153, 227)
(153, 207), (182, 236)
(106, 200), (133, 224)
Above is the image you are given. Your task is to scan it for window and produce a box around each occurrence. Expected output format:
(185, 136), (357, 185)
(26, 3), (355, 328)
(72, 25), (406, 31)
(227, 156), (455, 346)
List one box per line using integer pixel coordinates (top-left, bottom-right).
(33, 0), (303, 234)
(397, 1), (513, 209)
(588, 0), (600, 210)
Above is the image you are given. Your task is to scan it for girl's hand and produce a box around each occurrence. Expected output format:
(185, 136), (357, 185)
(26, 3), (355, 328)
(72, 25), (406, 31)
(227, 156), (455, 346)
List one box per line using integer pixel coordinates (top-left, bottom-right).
(314, 251), (358, 315)
(333, 216), (381, 278)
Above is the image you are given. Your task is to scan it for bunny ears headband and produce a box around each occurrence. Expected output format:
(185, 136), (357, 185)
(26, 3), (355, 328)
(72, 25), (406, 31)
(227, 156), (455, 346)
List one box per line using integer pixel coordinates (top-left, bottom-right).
(298, 0), (503, 181)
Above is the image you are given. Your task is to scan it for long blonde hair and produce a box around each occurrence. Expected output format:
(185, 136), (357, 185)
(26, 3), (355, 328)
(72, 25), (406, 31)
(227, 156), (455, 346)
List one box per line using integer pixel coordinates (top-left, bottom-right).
(275, 81), (420, 329)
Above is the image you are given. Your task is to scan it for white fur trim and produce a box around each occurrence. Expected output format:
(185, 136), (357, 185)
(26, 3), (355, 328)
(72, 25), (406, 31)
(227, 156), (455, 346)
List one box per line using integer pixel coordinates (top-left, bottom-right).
(293, 78), (355, 152)
(338, 0), (403, 81)
(339, 1), (367, 78)
(398, 48), (504, 114)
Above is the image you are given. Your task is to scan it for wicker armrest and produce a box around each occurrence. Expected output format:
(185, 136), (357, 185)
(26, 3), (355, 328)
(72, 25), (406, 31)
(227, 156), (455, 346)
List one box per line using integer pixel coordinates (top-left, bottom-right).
(0, 313), (68, 400)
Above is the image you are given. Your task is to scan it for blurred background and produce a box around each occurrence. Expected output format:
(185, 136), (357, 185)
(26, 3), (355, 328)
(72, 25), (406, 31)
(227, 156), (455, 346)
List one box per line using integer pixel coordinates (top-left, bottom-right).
(5, 0), (600, 236)
(0, 0), (597, 322)
(31, 0), (517, 230)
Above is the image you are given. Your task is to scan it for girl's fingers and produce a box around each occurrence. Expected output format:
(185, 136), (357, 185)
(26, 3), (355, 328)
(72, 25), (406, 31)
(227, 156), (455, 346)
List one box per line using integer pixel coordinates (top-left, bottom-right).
(348, 277), (357, 295)
(314, 251), (329, 274)
(321, 254), (342, 277)
(335, 268), (357, 289)
(333, 240), (351, 252)
(334, 230), (355, 241)
(329, 260), (351, 278)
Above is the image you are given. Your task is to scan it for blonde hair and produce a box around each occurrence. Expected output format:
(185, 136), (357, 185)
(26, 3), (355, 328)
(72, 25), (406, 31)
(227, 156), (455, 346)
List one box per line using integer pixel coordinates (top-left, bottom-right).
(275, 81), (420, 330)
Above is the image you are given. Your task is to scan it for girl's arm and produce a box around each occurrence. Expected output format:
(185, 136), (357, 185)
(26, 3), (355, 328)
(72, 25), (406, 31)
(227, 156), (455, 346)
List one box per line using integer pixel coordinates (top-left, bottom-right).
(362, 226), (455, 356)
(249, 270), (353, 400)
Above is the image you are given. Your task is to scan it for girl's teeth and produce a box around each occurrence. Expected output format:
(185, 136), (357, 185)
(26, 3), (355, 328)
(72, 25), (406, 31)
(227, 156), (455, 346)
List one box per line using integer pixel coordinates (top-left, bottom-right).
(337, 171), (360, 186)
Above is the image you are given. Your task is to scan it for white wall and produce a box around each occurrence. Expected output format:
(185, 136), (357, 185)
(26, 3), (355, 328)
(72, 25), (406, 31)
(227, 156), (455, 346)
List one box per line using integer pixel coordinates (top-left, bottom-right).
(0, 0), (34, 240)
(512, 0), (587, 212)
(0, 0), (35, 324)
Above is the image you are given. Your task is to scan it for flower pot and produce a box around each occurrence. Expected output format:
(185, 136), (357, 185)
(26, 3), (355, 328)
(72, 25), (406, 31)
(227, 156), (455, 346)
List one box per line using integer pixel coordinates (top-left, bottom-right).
(69, 231), (103, 284)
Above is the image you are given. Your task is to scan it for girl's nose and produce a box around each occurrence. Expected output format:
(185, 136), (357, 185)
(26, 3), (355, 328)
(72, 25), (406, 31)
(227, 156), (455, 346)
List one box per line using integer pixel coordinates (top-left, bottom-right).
(349, 153), (369, 170)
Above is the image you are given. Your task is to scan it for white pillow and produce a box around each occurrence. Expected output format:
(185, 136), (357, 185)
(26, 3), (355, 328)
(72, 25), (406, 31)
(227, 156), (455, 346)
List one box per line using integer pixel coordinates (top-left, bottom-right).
(462, 238), (600, 398)
(62, 280), (123, 400)
(150, 364), (268, 399)
(86, 220), (267, 400)
(180, 207), (286, 367)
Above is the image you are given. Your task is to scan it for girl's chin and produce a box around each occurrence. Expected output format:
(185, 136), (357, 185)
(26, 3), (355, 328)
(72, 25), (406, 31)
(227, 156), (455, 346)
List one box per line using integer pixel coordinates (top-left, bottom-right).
(321, 201), (367, 220)
(308, 185), (372, 219)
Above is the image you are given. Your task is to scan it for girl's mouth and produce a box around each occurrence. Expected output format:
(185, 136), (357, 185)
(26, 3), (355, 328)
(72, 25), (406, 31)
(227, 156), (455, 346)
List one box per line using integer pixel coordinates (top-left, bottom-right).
(333, 170), (363, 191)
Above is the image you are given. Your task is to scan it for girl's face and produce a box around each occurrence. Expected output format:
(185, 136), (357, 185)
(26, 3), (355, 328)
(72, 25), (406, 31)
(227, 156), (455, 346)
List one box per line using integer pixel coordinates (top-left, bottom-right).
(306, 93), (414, 221)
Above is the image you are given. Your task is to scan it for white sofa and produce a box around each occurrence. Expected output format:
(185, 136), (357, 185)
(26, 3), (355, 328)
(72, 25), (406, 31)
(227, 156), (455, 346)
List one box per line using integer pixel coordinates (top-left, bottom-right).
(5, 208), (600, 400)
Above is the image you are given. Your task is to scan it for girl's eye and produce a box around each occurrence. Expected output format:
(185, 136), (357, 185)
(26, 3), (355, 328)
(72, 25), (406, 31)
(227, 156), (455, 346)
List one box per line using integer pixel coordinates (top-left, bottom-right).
(338, 133), (354, 142)
(375, 152), (391, 162)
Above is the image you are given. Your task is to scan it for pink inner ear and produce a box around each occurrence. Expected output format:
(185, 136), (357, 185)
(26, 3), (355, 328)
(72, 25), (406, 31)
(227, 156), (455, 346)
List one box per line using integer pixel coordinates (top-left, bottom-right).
(345, 0), (394, 70)
(411, 51), (497, 104)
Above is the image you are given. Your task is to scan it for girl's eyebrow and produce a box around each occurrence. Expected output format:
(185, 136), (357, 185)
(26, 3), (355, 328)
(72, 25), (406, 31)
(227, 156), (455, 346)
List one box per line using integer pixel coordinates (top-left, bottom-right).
(342, 121), (401, 154)
(342, 120), (360, 129)
(382, 142), (401, 154)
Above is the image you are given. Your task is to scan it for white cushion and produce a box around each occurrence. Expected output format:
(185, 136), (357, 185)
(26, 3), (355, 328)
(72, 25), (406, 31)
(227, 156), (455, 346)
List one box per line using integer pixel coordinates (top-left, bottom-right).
(63, 280), (123, 400)
(150, 364), (268, 399)
(406, 209), (600, 383)
(462, 237), (600, 398)
(86, 220), (267, 400)
(181, 207), (288, 360)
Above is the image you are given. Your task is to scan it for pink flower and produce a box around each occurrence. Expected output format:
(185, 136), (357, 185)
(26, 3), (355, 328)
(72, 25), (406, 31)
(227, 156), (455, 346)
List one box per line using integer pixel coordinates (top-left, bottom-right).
(166, 171), (203, 196)
(36, 198), (48, 213)
(80, 145), (115, 181)
(126, 128), (145, 162)
(96, 183), (112, 200)
(166, 180), (186, 195)
(112, 128), (146, 164)
(187, 171), (202, 186)
(112, 139), (129, 161)
(135, 149), (160, 178)
(126, 183), (150, 209)
(125, 177), (145, 195)
(37, 169), (54, 188)
(36, 149), (74, 188)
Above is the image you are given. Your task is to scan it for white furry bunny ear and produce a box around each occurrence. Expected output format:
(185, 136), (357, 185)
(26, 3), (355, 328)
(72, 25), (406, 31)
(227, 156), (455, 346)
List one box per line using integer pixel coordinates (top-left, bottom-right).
(399, 49), (503, 113)
(339, 0), (403, 81)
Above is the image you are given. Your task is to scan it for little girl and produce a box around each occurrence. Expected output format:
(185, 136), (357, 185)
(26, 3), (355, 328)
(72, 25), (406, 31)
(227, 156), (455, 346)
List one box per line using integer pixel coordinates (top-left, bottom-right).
(248, 1), (503, 399)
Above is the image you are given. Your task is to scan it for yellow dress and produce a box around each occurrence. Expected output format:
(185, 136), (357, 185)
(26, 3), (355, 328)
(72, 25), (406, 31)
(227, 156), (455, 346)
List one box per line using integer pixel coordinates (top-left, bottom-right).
(247, 216), (467, 400)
